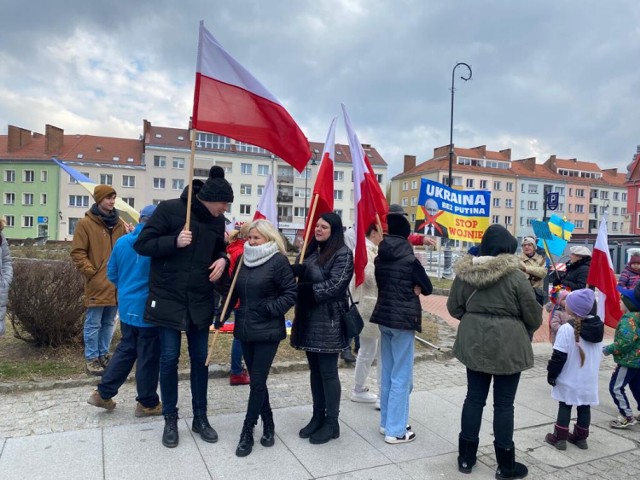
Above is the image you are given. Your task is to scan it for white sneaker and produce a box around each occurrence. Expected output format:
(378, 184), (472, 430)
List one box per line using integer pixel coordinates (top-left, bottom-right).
(610, 415), (637, 429)
(384, 431), (416, 444)
(350, 389), (377, 403)
(379, 425), (412, 436)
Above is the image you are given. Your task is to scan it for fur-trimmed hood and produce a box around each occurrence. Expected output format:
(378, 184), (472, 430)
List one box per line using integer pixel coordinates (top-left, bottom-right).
(453, 253), (522, 290)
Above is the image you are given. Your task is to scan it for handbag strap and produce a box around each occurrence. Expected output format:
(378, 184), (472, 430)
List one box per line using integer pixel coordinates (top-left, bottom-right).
(347, 288), (358, 307)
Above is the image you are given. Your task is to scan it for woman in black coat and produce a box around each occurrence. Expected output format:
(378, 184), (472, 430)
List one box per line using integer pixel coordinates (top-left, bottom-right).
(220, 220), (296, 457)
(291, 212), (354, 445)
(554, 245), (591, 291)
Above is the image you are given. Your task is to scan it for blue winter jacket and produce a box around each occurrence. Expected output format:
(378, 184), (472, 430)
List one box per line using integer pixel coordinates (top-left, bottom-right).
(107, 223), (153, 328)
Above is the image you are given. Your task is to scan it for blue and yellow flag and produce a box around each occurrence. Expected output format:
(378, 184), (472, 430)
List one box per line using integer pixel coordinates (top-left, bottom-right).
(537, 214), (574, 257)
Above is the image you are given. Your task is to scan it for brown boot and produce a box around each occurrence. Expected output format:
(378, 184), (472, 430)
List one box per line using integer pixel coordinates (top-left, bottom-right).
(567, 424), (589, 449)
(545, 424), (569, 450)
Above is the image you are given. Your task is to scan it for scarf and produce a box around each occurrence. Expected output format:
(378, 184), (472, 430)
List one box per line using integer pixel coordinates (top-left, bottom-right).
(243, 241), (279, 267)
(90, 203), (120, 229)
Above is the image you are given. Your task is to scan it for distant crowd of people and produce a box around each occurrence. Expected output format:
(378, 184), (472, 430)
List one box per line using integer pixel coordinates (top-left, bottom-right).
(3, 169), (638, 480)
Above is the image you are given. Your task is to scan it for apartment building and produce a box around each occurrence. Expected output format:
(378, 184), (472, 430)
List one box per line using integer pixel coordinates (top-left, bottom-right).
(625, 146), (640, 234)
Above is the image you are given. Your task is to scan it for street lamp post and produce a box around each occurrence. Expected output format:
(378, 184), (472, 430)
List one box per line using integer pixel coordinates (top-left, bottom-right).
(304, 149), (320, 214)
(444, 62), (472, 278)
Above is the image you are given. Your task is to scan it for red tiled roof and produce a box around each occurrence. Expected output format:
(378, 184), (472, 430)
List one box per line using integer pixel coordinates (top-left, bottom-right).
(551, 157), (601, 173)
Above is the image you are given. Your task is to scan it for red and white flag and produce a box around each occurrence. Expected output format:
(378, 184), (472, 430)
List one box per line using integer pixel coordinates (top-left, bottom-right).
(342, 104), (385, 286)
(303, 118), (337, 242)
(192, 21), (310, 172)
(587, 215), (623, 328)
(253, 174), (277, 225)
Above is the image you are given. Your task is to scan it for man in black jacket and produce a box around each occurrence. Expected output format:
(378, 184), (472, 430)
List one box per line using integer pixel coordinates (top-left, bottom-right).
(134, 166), (233, 448)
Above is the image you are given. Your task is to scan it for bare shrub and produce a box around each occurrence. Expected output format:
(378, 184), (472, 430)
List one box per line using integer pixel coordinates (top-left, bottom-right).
(8, 258), (85, 347)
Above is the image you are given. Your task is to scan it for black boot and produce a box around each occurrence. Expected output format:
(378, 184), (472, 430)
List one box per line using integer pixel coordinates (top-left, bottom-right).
(236, 420), (255, 457)
(162, 412), (179, 448)
(299, 409), (325, 439)
(192, 414), (218, 443)
(260, 411), (275, 447)
(309, 416), (340, 444)
(494, 442), (528, 480)
(457, 435), (479, 474)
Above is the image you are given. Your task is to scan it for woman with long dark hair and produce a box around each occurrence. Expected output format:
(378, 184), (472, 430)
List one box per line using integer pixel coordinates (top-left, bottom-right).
(291, 212), (354, 445)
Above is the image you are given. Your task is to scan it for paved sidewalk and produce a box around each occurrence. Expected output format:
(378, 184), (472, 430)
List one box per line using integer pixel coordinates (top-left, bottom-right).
(0, 299), (637, 479)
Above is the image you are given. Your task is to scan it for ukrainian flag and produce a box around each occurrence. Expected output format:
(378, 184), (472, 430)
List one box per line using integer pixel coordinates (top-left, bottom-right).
(537, 214), (574, 257)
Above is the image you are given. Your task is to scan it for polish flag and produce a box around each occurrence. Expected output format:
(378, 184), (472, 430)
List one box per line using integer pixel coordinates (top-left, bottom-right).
(303, 118), (337, 242)
(253, 174), (277, 226)
(587, 215), (623, 328)
(342, 104), (384, 286)
(192, 21), (310, 173)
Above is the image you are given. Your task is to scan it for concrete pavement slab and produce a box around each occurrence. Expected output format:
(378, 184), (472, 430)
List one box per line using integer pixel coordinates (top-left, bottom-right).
(0, 428), (102, 480)
(398, 452), (497, 479)
(320, 463), (412, 480)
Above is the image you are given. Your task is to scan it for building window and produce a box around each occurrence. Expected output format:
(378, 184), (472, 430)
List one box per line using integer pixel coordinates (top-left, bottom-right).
(296, 168), (311, 180)
(506, 182), (514, 192)
(505, 199), (513, 208)
(411, 196), (417, 206)
(613, 192), (619, 201)
(613, 207), (619, 215)
(568, 204), (573, 213)
(122, 175), (136, 188)
(4, 170), (15, 182)
(172, 157), (185, 169)
(294, 207), (307, 217)
(239, 204), (251, 215)
(612, 222), (618, 231)
(480, 180), (488, 189)
(376, 174), (383, 183)
(294, 188), (310, 199)
(257, 185), (265, 195)
(240, 184), (252, 195)
(40, 193), (47, 205)
(23, 170), (35, 182)
(493, 181), (501, 191)
(527, 201), (537, 210)
(196, 133), (231, 150)
(334, 190), (343, 201)
(334, 171), (344, 182)
(152, 199), (162, 206)
(153, 178), (166, 189)
(68, 217), (80, 235)
(622, 193), (627, 201)
(153, 156), (166, 168)
(575, 189), (585, 198)
(493, 198), (500, 207)
(402, 181), (408, 191)
(492, 215), (500, 223)
(5, 215), (14, 227)
(410, 213), (416, 222)
(528, 185), (538, 194)
(100, 174), (113, 185)
(41, 170), (48, 182)
(505, 215), (512, 225)
(521, 183), (526, 193)
(241, 163), (252, 175)
(575, 205), (584, 213)
(600, 191), (609, 200)
(258, 165), (270, 176)
(554, 186), (565, 195)
(22, 216), (34, 227)
(236, 142), (268, 154)
(172, 179), (184, 190)
(334, 209), (343, 218)
(69, 195), (89, 207)
(122, 197), (135, 208)
(402, 197), (408, 207)
(21, 192), (32, 205)
(411, 180), (418, 189)
(4, 193), (15, 205)
(575, 220), (584, 229)
(466, 179), (474, 188)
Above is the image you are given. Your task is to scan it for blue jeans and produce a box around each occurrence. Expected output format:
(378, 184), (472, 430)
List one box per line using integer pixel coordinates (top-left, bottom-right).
(461, 368), (521, 448)
(379, 325), (414, 437)
(231, 337), (245, 374)
(98, 323), (160, 407)
(158, 323), (209, 416)
(83, 306), (118, 360)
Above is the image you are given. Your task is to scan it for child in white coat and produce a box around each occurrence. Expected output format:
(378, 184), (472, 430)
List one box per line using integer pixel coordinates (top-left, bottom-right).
(545, 289), (604, 450)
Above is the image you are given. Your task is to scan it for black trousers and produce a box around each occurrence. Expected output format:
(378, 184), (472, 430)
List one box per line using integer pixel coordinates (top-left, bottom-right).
(242, 340), (280, 425)
(306, 351), (341, 419)
(461, 368), (521, 449)
(557, 401), (590, 428)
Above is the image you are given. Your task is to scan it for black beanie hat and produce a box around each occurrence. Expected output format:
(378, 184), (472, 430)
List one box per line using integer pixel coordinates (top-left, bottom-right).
(197, 166), (234, 203)
(479, 224), (517, 257)
(387, 213), (411, 239)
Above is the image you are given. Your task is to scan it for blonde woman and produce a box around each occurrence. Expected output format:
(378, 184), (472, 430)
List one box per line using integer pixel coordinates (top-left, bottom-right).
(0, 218), (13, 336)
(219, 219), (297, 457)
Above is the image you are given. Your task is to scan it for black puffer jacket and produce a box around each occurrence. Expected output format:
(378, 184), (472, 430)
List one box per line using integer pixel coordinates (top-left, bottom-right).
(291, 245), (353, 353)
(133, 181), (228, 331)
(370, 235), (432, 332)
(559, 256), (591, 291)
(228, 252), (296, 343)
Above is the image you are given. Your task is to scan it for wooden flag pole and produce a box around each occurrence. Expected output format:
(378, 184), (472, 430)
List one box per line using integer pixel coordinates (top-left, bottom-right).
(185, 127), (198, 231)
(299, 193), (320, 262)
(541, 238), (562, 281)
(205, 259), (243, 366)
(375, 213), (384, 236)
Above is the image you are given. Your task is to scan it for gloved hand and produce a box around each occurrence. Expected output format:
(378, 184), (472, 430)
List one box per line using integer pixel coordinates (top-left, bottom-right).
(291, 263), (306, 279)
(602, 345), (611, 356)
(547, 374), (556, 386)
(213, 315), (223, 330)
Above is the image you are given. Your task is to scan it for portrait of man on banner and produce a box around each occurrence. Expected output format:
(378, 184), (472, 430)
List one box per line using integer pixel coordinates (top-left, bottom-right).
(414, 198), (449, 238)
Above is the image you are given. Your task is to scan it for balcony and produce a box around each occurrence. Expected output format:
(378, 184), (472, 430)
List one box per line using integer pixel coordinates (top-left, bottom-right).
(279, 215), (293, 222)
(277, 174), (293, 184)
(277, 194), (293, 203)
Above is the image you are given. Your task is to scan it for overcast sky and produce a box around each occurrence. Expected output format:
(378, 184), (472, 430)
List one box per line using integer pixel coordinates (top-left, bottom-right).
(1, 0), (639, 177)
